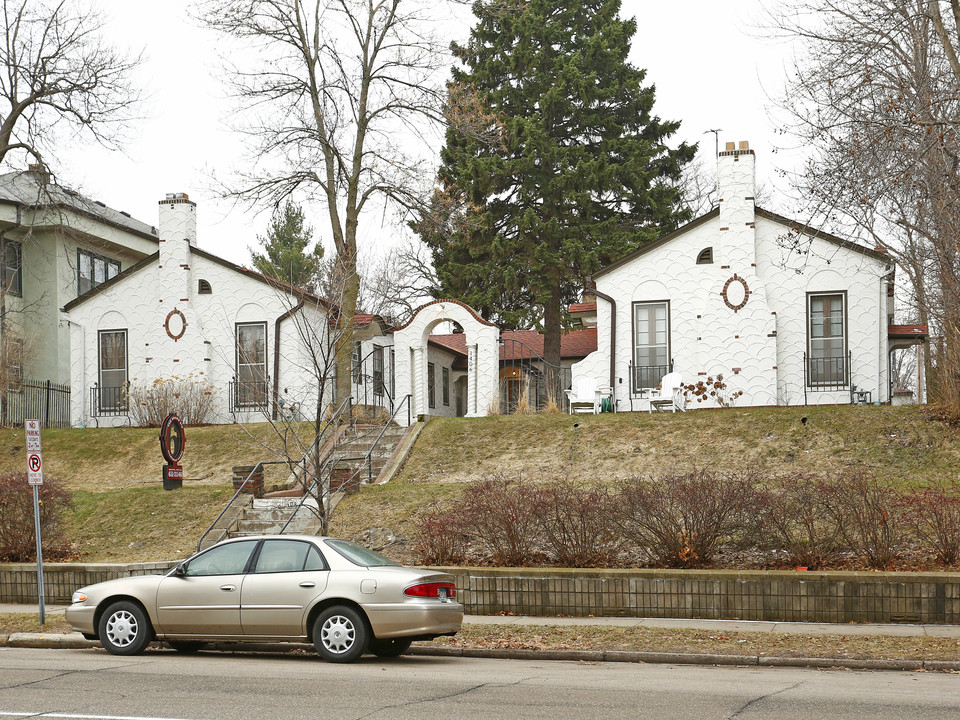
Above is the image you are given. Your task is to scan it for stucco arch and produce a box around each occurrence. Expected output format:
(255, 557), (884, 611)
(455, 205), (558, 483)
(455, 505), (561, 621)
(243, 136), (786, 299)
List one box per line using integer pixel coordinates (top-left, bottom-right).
(393, 300), (500, 424)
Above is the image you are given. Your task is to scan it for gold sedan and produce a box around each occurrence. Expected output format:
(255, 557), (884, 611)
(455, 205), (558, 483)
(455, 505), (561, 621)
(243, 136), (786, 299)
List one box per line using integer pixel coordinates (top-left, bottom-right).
(65, 535), (463, 663)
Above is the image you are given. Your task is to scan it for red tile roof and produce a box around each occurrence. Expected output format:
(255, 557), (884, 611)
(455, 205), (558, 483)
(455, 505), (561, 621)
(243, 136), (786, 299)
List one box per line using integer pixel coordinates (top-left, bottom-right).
(888, 324), (928, 336)
(569, 302), (597, 314)
(428, 328), (598, 361)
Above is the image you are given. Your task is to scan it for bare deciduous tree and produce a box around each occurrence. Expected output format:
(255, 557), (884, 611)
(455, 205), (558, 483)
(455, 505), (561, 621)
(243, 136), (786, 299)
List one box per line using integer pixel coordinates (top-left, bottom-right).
(201, 0), (455, 403)
(0, 0), (141, 169)
(770, 0), (960, 417)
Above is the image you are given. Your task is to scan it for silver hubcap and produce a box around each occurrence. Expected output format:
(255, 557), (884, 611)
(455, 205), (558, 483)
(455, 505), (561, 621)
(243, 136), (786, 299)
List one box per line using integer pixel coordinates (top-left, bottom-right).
(321, 615), (356, 654)
(106, 610), (139, 647)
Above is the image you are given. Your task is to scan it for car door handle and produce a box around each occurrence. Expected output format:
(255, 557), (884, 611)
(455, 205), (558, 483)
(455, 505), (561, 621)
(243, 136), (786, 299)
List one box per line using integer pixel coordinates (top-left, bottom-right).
(299, 581), (316, 588)
(220, 584), (237, 592)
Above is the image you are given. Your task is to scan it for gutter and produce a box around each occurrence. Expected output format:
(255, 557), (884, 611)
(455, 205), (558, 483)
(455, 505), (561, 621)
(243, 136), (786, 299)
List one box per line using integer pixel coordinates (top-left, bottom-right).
(590, 286), (617, 393)
(272, 299), (305, 420)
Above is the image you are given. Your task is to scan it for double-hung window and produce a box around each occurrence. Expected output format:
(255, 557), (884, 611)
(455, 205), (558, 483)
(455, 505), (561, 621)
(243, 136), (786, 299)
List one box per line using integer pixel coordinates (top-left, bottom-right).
(808, 293), (847, 387)
(427, 362), (436, 408)
(442, 366), (450, 406)
(98, 330), (128, 413)
(78, 248), (120, 296)
(2, 240), (21, 296)
(236, 322), (267, 407)
(632, 301), (670, 392)
(372, 345), (384, 397)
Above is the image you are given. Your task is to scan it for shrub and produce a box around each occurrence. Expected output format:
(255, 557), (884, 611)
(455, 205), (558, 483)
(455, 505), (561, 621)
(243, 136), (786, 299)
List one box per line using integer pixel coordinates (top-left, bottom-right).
(456, 476), (538, 565)
(125, 373), (217, 426)
(681, 374), (743, 408)
(819, 472), (905, 569)
(757, 473), (841, 569)
(900, 481), (960, 565)
(0, 473), (74, 561)
(533, 482), (619, 567)
(413, 505), (468, 565)
(616, 470), (759, 568)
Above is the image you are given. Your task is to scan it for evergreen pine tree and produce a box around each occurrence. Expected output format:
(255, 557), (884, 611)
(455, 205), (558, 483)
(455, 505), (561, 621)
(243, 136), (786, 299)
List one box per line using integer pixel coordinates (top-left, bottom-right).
(417, 0), (695, 369)
(250, 201), (323, 288)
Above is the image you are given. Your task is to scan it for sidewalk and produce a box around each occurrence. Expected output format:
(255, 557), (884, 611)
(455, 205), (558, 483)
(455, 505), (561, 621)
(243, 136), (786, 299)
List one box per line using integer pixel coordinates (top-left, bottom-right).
(3, 603), (959, 671)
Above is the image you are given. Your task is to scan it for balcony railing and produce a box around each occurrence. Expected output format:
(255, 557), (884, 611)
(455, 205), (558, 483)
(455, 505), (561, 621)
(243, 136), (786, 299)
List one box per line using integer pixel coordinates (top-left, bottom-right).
(630, 361), (673, 395)
(805, 352), (849, 391)
(229, 380), (269, 412)
(90, 384), (128, 417)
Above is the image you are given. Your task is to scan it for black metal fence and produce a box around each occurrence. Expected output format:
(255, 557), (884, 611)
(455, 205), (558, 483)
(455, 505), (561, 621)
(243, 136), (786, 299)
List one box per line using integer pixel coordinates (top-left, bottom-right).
(1, 379), (71, 428)
(89, 384), (128, 417)
(229, 380), (270, 413)
(500, 338), (571, 413)
(630, 361), (673, 395)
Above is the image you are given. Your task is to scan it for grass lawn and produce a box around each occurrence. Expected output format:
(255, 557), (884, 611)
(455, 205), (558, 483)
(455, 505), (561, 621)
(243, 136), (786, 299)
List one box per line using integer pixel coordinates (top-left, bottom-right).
(1, 405), (957, 563)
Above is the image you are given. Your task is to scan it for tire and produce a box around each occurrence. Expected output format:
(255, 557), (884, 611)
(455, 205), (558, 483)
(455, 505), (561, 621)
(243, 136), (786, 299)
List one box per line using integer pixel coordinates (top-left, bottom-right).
(368, 638), (412, 658)
(97, 601), (153, 656)
(312, 605), (368, 663)
(167, 640), (207, 653)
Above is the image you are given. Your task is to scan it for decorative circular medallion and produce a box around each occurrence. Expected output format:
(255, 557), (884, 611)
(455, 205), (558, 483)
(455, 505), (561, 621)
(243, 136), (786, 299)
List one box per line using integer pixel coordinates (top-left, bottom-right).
(164, 307), (187, 341)
(720, 274), (751, 313)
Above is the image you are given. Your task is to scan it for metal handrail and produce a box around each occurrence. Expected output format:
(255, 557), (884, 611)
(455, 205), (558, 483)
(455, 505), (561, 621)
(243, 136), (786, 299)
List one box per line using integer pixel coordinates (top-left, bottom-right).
(363, 394), (412, 484)
(278, 454), (367, 534)
(196, 396), (354, 552)
(354, 347), (393, 411)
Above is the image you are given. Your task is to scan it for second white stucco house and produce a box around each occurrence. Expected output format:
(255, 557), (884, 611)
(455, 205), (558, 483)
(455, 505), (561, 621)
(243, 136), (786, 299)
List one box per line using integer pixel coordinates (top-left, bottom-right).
(570, 141), (926, 411)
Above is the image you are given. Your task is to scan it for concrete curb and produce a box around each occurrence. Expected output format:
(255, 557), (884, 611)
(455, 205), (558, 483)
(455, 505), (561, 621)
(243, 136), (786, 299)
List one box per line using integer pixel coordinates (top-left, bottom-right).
(2, 633), (959, 672)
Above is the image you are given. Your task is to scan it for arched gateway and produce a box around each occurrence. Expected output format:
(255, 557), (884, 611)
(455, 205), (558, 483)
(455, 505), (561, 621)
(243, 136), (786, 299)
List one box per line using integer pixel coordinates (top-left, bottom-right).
(393, 300), (500, 424)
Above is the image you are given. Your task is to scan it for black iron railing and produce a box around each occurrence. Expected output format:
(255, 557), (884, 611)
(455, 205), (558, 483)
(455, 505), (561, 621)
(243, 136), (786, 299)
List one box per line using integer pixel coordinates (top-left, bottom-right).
(499, 337), (571, 413)
(229, 379), (269, 412)
(805, 353), (849, 390)
(2, 379), (71, 428)
(352, 348), (394, 411)
(90, 384), (127, 417)
(629, 361), (673, 395)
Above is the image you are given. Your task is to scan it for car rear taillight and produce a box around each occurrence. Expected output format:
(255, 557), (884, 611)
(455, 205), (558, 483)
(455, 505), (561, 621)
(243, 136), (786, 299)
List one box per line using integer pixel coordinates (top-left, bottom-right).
(404, 581), (456, 599)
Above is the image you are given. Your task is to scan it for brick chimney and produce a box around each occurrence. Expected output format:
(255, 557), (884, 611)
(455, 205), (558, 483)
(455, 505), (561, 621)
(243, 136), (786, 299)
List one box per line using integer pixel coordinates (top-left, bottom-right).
(717, 140), (756, 268)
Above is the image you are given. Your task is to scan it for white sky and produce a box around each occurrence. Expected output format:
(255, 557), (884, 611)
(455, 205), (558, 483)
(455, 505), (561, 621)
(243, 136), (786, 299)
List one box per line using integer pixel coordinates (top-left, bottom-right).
(51, 0), (798, 266)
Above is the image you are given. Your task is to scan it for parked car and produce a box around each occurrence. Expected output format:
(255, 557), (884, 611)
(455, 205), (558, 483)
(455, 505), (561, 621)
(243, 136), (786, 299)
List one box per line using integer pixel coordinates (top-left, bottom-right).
(65, 535), (462, 663)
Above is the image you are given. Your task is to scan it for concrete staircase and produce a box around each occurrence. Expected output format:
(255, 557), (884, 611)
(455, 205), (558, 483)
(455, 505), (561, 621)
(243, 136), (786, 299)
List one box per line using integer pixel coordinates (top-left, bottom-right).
(230, 497), (322, 538)
(327, 423), (408, 486)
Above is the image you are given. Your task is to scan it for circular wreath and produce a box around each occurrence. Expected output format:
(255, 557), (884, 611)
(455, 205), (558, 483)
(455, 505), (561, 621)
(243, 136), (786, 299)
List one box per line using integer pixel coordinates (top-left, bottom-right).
(721, 274), (751, 313)
(164, 307), (187, 341)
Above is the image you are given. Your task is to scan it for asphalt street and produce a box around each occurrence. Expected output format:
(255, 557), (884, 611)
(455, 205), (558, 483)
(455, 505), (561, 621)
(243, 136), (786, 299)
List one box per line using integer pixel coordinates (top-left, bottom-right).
(1, 647), (958, 720)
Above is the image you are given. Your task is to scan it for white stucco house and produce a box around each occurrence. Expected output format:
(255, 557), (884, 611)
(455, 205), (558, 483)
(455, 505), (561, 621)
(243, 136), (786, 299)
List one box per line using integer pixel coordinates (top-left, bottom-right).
(570, 141), (926, 411)
(0, 167), (159, 426)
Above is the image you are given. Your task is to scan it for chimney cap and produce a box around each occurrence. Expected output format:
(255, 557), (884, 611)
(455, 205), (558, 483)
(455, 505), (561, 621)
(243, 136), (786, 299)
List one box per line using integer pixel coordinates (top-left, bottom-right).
(739, 140), (750, 150)
(165, 192), (189, 201)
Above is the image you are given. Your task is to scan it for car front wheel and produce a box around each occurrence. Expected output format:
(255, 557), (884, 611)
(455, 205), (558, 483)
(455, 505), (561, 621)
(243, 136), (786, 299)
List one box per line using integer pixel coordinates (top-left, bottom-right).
(313, 605), (368, 663)
(369, 638), (412, 658)
(98, 601), (153, 656)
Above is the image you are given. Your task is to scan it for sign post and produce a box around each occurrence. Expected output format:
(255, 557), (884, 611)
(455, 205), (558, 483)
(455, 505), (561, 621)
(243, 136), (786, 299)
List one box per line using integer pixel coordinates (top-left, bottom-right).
(25, 419), (44, 624)
(159, 413), (185, 490)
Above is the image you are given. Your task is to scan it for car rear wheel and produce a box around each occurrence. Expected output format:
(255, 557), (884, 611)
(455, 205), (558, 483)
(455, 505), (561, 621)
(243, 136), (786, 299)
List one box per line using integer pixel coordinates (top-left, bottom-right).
(369, 638), (412, 658)
(313, 605), (368, 663)
(98, 601), (152, 656)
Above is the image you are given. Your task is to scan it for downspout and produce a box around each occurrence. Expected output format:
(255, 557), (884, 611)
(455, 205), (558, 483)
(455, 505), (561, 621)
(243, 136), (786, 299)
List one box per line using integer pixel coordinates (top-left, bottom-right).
(590, 284), (617, 393)
(272, 298), (305, 420)
(881, 265), (895, 403)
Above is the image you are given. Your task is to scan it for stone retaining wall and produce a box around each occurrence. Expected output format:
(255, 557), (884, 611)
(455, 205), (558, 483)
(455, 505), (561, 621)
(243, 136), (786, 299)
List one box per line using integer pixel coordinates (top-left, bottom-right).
(4, 563), (960, 624)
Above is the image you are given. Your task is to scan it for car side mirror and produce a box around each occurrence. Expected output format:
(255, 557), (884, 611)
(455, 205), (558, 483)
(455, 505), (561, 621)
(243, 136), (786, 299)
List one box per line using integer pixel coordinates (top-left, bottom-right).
(174, 562), (188, 577)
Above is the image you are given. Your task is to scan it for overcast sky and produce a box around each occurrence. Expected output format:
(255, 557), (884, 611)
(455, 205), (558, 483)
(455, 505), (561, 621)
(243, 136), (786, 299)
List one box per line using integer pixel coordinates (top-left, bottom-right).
(52, 0), (797, 266)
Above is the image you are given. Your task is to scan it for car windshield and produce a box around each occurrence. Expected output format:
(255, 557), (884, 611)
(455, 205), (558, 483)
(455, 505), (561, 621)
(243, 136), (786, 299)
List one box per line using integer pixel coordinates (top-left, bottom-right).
(324, 538), (399, 567)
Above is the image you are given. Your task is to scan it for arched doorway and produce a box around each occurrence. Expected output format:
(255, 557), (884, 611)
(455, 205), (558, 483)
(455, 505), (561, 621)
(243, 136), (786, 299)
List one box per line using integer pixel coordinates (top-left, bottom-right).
(393, 300), (500, 424)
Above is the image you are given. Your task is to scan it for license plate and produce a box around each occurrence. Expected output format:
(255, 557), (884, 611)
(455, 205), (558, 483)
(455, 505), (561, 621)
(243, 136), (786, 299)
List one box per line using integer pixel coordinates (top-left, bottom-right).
(437, 588), (448, 600)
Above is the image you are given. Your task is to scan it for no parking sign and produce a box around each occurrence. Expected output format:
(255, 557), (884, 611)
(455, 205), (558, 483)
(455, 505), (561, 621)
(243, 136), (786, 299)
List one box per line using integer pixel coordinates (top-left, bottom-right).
(25, 419), (42, 485)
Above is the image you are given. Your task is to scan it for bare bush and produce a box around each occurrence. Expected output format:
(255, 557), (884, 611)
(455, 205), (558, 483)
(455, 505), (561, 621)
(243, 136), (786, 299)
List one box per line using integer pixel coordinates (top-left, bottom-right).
(616, 470), (759, 568)
(455, 476), (538, 566)
(757, 473), (842, 569)
(819, 472), (905, 569)
(0, 472), (73, 561)
(533, 483), (618, 567)
(125, 374), (217, 427)
(900, 481), (960, 565)
(413, 505), (468, 566)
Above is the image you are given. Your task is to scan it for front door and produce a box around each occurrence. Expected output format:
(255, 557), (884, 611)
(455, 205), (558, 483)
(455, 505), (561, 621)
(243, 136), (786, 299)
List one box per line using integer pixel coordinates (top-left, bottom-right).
(240, 539), (329, 636)
(156, 540), (258, 636)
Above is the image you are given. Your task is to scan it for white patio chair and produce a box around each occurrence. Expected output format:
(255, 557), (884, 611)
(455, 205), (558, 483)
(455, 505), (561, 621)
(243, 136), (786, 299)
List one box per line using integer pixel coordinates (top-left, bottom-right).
(565, 377), (613, 414)
(646, 372), (686, 413)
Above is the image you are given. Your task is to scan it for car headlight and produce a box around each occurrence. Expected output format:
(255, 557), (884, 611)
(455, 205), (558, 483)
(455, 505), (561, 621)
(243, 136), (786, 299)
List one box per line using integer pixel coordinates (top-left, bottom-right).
(71, 591), (87, 604)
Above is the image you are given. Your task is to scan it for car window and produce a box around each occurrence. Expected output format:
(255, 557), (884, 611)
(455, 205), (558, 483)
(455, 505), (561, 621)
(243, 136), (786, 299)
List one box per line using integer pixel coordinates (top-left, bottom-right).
(323, 538), (399, 567)
(185, 540), (257, 577)
(254, 540), (322, 573)
(304, 545), (326, 571)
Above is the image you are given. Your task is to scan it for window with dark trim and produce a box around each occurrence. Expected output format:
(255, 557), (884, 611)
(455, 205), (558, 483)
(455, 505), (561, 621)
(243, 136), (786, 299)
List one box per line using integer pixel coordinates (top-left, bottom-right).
(352, 341), (362, 384)
(428, 362), (436, 408)
(696, 247), (713, 264)
(236, 322), (268, 407)
(2, 240), (21, 296)
(807, 292), (847, 386)
(78, 248), (120, 296)
(98, 329), (128, 412)
(442, 366), (450, 406)
(372, 345), (384, 396)
(632, 301), (670, 392)
(3, 335), (23, 392)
